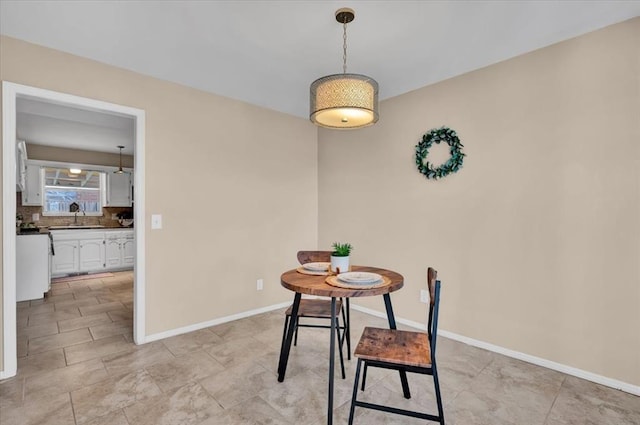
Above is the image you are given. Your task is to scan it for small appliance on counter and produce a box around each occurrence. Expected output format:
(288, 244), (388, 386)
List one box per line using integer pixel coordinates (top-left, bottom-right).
(117, 211), (134, 227)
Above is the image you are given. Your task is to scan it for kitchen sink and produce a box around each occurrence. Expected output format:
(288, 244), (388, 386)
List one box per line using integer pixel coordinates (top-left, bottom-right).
(48, 225), (106, 230)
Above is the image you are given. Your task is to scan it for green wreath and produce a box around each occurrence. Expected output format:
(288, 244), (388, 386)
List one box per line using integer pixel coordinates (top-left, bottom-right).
(415, 127), (465, 180)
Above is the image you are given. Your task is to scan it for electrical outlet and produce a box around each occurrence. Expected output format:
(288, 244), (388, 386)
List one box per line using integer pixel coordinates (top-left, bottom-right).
(420, 289), (428, 304)
(32, 213), (40, 221)
(257, 279), (264, 291)
(111, 213), (118, 220)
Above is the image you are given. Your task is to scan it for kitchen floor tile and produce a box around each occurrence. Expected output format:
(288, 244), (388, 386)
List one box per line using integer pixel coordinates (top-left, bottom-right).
(0, 391), (75, 425)
(102, 341), (175, 378)
(89, 319), (133, 340)
(28, 328), (92, 355)
(79, 301), (126, 316)
(16, 348), (67, 378)
(64, 334), (132, 365)
(24, 358), (109, 400)
(27, 309), (81, 327)
(57, 312), (112, 333)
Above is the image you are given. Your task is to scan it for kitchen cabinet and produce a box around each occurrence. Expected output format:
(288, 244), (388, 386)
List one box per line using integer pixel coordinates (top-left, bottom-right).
(122, 233), (135, 266)
(51, 229), (133, 276)
(105, 172), (132, 207)
(105, 236), (122, 268)
(79, 239), (105, 271)
(52, 240), (79, 275)
(16, 140), (27, 191)
(22, 163), (43, 206)
(105, 231), (135, 269)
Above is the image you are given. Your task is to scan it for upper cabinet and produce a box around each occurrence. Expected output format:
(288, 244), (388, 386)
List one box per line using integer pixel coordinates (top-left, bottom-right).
(105, 172), (132, 207)
(22, 162), (43, 206)
(16, 140), (27, 191)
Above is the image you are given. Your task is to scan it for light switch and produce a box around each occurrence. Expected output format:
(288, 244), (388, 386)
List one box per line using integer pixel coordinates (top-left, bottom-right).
(151, 214), (162, 229)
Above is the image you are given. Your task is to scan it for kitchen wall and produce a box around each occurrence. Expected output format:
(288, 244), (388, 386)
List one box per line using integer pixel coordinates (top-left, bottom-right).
(319, 18), (640, 386)
(0, 36), (318, 372)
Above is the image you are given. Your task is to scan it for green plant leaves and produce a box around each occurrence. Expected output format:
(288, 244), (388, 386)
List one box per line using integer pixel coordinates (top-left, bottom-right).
(331, 242), (352, 256)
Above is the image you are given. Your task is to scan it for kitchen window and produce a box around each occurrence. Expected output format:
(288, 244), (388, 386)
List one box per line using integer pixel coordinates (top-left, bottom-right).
(42, 167), (103, 216)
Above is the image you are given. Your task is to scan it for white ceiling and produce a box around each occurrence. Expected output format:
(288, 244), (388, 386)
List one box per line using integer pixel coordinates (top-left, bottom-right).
(17, 97), (135, 154)
(2, 1), (639, 122)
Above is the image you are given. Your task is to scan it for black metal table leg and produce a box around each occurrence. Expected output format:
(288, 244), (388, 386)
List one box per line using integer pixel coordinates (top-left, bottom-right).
(346, 298), (351, 360)
(277, 292), (301, 382)
(383, 293), (411, 398)
(327, 297), (337, 425)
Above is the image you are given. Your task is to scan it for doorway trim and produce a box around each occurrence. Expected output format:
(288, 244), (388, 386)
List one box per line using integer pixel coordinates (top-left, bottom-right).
(1, 82), (146, 379)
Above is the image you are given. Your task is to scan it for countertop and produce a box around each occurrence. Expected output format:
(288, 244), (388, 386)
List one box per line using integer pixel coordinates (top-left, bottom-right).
(16, 228), (50, 236)
(17, 226), (133, 235)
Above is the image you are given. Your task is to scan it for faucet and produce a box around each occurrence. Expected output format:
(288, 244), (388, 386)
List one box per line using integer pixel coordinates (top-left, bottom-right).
(74, 210), (86, 225)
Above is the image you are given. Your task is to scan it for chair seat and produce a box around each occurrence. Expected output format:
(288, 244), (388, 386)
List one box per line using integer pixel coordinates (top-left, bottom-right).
(354, 327), (432, 368)
(285, 298), (343, 319)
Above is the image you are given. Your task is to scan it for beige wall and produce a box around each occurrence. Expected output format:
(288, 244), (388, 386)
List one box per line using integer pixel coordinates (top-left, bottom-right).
(0, 36), (318, 371)
(319, 18), (640, 386)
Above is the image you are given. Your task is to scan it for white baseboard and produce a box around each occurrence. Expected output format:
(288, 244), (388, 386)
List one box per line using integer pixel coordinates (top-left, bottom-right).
(144, 302), (291, 343)
(349, 304), (640, 396)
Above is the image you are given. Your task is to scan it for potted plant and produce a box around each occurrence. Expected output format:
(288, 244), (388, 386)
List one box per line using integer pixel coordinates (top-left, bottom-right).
(16, 213), (23, 228)
(331, 242), (352, 274)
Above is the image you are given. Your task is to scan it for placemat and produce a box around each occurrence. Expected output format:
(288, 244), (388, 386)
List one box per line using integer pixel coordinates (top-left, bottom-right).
(325, 274), (390, 289)
(297, 267), (331, 276)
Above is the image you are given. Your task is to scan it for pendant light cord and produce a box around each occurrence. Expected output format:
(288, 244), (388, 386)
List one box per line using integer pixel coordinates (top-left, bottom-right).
(342, 19), (348, 74)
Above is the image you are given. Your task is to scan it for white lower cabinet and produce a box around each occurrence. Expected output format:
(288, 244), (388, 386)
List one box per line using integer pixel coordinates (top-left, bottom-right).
(105, 231), (135, 269)
(52, 229), (133, 276)
(105, 237), (122, 268)
(122, 233), (135, 266)
(52, 240), (79, 275)
(80, 239), (106, 271)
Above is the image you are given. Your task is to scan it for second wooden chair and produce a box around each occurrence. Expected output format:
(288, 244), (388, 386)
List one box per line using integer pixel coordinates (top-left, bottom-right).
(280, 250), (350, 378)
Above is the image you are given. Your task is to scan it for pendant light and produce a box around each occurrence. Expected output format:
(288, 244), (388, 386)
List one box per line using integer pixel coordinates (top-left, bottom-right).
(310, 8), (379, 129)
(114, 145), (125, 174)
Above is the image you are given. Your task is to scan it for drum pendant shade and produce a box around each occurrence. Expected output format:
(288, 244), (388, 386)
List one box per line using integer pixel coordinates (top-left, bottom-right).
(310, 73), (379, 129)
(309, 8), (379, 129)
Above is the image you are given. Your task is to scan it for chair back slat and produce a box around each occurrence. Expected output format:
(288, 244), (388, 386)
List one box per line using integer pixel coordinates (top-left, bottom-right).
(426, 267), (441, 357)
(297, 250), (331, 265)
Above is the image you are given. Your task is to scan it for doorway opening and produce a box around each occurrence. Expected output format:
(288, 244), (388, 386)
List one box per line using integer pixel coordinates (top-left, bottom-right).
(2, 82), (146, 379)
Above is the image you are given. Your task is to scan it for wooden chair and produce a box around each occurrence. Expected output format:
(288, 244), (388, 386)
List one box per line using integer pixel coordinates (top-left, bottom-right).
(348, 267), (444, 424)
(280, 250), (350, 378)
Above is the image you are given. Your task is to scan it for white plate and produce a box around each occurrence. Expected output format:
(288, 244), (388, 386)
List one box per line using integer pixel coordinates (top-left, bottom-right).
(338, 272), (382, 284)
(303, 262), (330, 272)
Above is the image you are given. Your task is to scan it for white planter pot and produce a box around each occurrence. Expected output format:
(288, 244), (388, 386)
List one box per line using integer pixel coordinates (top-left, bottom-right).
(330, 255), (350, 274)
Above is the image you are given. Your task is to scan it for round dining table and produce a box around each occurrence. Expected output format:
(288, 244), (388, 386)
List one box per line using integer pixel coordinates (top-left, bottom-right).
(277, 265), (407, 425)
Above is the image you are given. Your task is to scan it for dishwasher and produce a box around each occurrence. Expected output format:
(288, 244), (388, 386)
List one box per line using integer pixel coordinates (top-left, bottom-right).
(16, 233), (52, 302)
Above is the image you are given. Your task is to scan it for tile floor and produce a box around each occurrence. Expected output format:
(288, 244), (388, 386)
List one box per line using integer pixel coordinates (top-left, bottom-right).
(1, 272), (639, 424)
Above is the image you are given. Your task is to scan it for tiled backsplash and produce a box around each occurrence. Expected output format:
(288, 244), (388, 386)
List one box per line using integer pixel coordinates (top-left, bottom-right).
(16, 192), (134, 228)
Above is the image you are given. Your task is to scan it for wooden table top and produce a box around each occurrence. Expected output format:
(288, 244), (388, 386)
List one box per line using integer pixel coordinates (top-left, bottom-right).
(281, 265), (404, 298)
